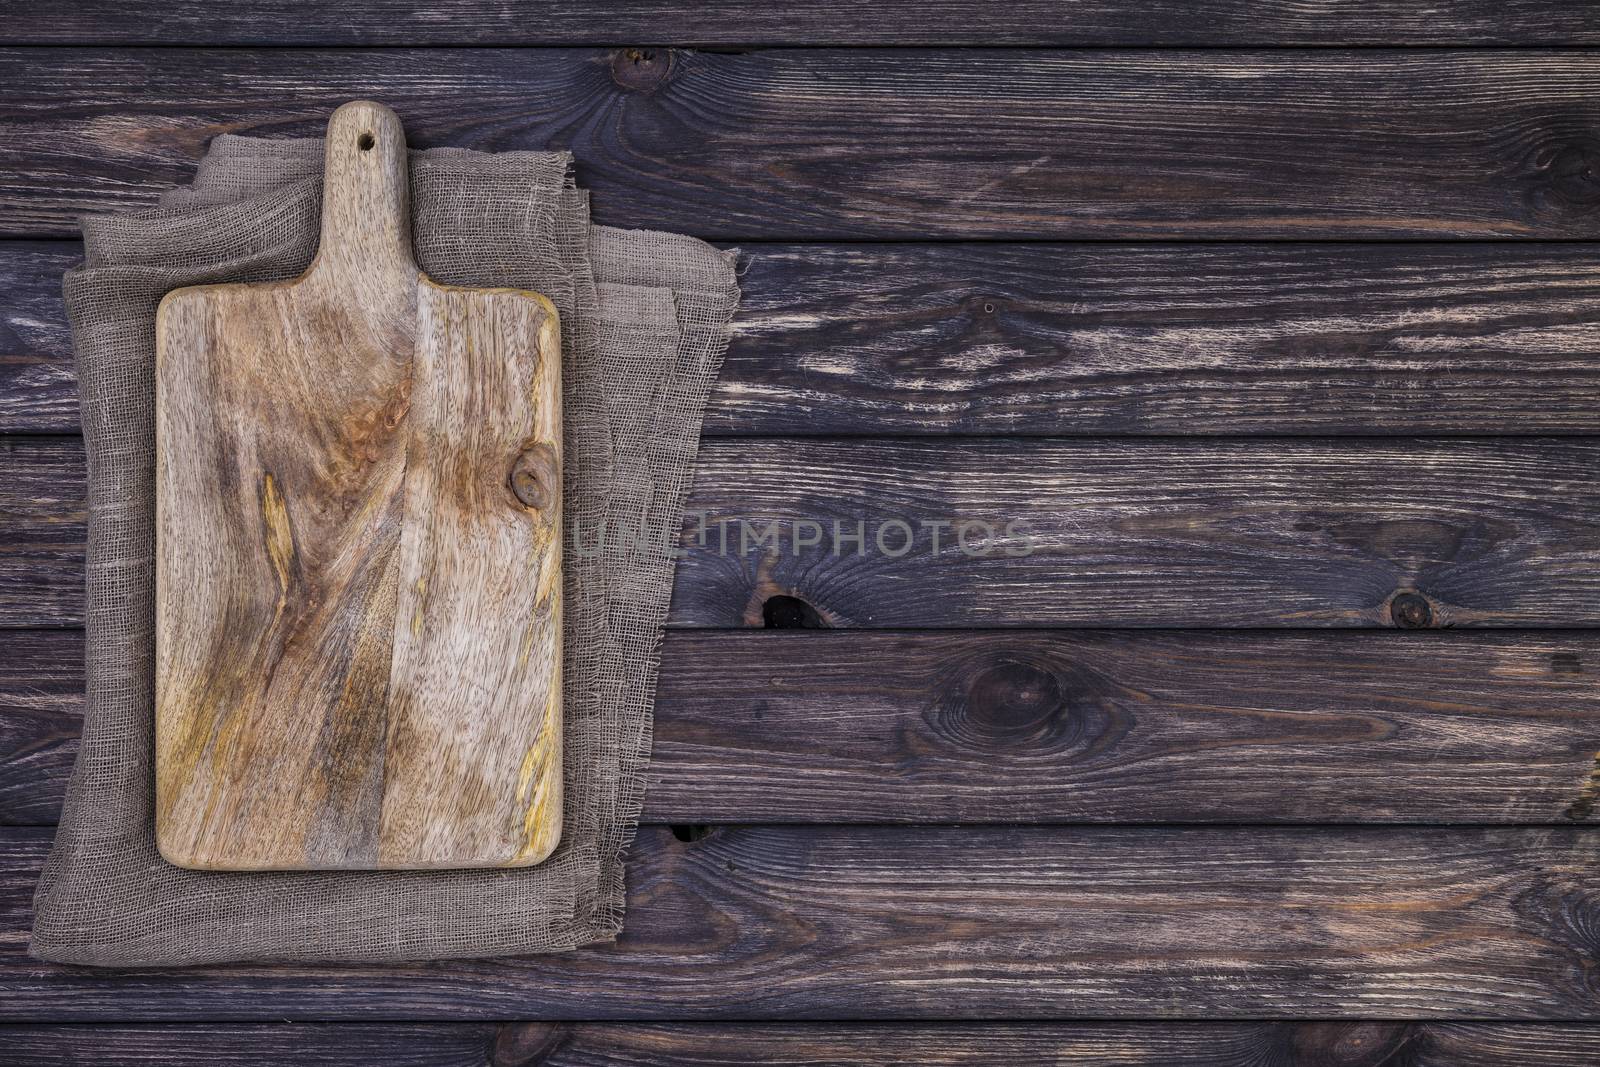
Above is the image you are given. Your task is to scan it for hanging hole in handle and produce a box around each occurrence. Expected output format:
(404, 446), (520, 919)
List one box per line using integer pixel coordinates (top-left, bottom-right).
(357, 132), (375, 151)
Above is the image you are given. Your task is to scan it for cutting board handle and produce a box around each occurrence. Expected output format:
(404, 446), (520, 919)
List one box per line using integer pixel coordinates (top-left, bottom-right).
(307, 100), (417, 285)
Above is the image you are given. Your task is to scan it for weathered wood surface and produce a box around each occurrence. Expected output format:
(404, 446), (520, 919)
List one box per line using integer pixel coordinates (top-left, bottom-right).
(655, 631), (1600, 824)
(5, 17), (1600, 1054)
(0, 243), (71, 433)
(3, 1023), (503, 1066)
(8, 628), (1600, 826)
(10, 435), (1600, 630)
(7, 49), (1600, 239)
(153, 102), (564, 871)
(713, 243), (1600, 436)
(0, 438), (79, 629)
(13, 240), (1600, 437)
(10, 1021), (1600, 1067)
(678, 437), (1600, 629)
(8, 1), (1600, 46)
(2, 824), (1598, 1019)
(0, 632), (78, 825)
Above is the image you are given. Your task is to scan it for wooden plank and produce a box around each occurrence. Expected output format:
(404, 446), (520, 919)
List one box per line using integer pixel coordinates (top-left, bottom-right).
(8, 435), (1600, 629)
(8, 628), (1599, 826)
(7, 49), (1600, 240)
(0, 632), (78, 826)
(654, 631), (1600, 824)
(7, 1), (1600, 46)
(8, 1021), (1600, 1066)
(721, 243), (1600, 436)
(13, 240), (1600, 437)
(0, 438), (82, 629)
(0, 244), (72, 434)
(678, 437), (1600, 629)
(1, 1023), (498, 1066)
(4, 824), (1600, 1018)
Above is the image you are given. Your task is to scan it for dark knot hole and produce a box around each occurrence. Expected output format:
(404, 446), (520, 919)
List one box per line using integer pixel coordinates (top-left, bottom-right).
(356, 132), (375, 151)
(670, 824), (711, 843)
(763, 595), (824, 629)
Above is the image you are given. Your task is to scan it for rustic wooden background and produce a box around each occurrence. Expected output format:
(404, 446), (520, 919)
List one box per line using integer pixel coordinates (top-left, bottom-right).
(3, 2), (1600, 1064)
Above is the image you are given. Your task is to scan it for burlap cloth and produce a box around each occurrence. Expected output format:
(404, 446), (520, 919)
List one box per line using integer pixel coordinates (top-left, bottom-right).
(30, 133), (739, 966)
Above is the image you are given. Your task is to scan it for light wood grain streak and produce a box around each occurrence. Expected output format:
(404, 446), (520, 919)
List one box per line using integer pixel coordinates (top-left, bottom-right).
(12, 241), (1600, 437)
(2, 824), (1599, 1018)
(6, 629), (1600, 826)
(5, 49), (1600, 238)
(6, 0), (1600, 46)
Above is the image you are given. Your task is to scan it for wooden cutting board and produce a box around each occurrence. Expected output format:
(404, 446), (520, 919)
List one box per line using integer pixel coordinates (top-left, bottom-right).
(153, 101), (563, 871)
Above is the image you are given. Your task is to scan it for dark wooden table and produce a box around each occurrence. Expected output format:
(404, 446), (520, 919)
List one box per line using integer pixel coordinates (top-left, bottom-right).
(4, 3), (1600, 1064)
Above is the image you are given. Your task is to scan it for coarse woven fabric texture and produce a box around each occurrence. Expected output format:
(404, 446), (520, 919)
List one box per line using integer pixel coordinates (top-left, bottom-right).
(30, 133), (740, 966)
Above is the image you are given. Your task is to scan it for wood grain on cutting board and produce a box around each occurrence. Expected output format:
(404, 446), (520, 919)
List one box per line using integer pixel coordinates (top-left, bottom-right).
(152, 101), (563, 871)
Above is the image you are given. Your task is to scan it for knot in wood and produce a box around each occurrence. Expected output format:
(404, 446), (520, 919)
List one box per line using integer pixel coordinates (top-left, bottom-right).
(491, 1022), (567, 1067)
(509, 442), (559, 511)
(1525, 136), (1600, 214)
(611, 48), (672, 92)
(962, 661), (1066, 742)
(1289, 1021), (1417, 1067)
(1389, 591), (1435, 629)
